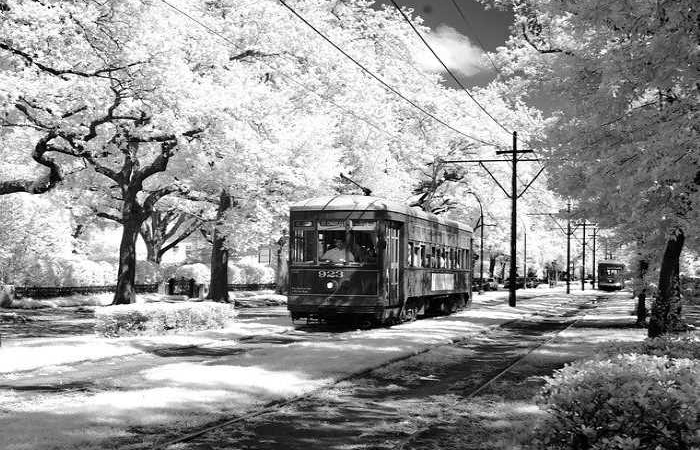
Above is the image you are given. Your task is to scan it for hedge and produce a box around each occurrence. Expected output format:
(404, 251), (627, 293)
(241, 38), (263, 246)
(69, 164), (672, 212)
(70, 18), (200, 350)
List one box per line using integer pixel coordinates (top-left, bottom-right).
(95, 301), (237, 337)
(532, 353), (699, 449)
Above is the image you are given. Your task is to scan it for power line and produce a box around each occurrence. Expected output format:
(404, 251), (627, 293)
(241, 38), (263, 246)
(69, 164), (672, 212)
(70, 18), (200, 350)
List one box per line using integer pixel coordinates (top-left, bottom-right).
(447, 0), (503, 77)
(442, 0), (547, 167)
(276, 0), (501, 147)
(156, 0), (449, 150)
(389, 0), (511, 135)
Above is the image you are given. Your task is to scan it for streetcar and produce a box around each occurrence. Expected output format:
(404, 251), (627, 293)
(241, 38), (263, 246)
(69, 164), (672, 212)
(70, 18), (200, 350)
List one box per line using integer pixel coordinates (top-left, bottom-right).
(287, 195), (473, 327)
(597, 260), (625, 291)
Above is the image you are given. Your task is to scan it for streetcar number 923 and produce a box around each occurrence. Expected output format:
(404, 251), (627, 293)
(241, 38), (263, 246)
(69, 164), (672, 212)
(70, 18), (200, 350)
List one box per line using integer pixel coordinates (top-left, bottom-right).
(318, 270), (343, 278)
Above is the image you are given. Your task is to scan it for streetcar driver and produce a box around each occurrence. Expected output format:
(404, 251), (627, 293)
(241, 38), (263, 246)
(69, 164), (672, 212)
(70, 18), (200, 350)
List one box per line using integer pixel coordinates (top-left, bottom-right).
(321, 237), (355, 262)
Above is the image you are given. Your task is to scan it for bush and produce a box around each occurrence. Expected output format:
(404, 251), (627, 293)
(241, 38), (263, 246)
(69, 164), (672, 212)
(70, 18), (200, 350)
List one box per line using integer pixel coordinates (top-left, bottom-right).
(596, 333), (700, 360)
(94, 301), (237, 337)
(227, 263), (244, 283)
(236, 257), (274, 284)
(641, 333), (700, 359)
(173, 263), (210, 284)
(532, 354), (700, 449)
(135, 260), (162, 284)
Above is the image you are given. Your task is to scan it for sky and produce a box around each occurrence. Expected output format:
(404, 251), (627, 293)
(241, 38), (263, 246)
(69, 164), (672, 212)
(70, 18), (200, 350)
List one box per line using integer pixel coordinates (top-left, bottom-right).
(380, 0), (514, 87)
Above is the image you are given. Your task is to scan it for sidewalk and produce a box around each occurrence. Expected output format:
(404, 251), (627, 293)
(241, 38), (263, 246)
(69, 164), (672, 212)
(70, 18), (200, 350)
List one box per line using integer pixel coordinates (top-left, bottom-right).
(0, 319), (293, 374)
(2, 287), (697, 376)
(0, 289), (608, 450)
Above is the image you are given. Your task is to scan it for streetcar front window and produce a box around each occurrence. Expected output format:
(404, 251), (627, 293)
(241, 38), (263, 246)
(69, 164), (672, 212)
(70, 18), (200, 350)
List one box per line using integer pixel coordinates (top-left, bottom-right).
(318, 220), (377, 266)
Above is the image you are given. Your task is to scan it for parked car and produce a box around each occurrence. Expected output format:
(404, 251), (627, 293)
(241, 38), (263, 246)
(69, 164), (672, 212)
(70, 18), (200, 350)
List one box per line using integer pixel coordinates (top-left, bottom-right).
(485, 277), (498, 290)
(525, 277), (540, 288)
(473, 277), (499, 291)
(503, 277), (526, 289)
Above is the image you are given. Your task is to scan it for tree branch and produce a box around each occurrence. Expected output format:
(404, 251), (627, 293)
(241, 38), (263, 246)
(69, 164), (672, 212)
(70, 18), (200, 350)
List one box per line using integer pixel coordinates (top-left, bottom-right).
(159, 217), (204, 258)
(520, 23), (574, 56)
(95, 211), (123, 223)
(0, 132), (67, 195)
(0, 42), (143, 80)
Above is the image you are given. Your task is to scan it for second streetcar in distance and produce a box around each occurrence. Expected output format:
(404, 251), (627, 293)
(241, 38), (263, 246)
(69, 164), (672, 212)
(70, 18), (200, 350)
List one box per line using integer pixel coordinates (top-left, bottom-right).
(287, 196), (473, 327)
(597, 260), (625, 291)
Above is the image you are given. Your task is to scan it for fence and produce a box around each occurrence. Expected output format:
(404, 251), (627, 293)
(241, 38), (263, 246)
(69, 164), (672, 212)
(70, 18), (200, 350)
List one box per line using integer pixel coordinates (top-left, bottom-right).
(9, 282), (277, 300)
(14, 284), (160, 299)
(227, 283), (277, 291)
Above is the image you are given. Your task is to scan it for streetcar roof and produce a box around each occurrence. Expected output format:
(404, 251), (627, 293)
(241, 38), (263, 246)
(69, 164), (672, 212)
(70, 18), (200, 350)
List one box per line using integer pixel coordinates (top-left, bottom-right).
(290, 195), (472, 232)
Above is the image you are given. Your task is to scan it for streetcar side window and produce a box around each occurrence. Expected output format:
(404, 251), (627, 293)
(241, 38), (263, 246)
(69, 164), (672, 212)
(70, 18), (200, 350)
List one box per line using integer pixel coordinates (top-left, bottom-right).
(291, 227), (315, 263)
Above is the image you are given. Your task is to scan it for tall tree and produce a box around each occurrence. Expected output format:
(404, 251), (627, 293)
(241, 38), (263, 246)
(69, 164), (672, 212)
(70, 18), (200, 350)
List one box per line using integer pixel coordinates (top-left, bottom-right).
(484, 0), (698, 335)
(0, 1), (231, 303)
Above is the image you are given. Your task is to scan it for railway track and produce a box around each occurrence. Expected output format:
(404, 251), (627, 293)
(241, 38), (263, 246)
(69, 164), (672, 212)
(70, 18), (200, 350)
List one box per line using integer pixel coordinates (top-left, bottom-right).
(155, 295), (603, 449)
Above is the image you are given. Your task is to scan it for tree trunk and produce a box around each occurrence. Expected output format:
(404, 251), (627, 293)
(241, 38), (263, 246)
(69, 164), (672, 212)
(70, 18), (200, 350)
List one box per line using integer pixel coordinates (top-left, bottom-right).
(207, 189), (232, 302)
(145, 241), (161, 264)
(648, 229), (685, 337)
(275, 235), (288, 295)
(636, 258), (648, 326)
(208, 227), (229, 302)
(113, 218), (141, 305)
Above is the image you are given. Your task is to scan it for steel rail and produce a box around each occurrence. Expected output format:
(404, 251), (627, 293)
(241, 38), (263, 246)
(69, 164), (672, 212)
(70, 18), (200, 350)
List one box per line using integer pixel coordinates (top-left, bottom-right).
(155, 295), (592, 449)
(392, 299), (602, 450)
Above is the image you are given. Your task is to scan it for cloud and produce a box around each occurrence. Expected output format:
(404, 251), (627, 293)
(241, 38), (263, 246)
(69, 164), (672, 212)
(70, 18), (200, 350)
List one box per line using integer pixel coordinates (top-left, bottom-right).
(414, 25), (486, 77)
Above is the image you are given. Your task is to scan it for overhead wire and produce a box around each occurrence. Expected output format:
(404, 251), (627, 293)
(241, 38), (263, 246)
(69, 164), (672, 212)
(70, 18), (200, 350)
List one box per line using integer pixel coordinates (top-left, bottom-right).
(443, 0), (547, 170)
(275, 0), (502, 147)
(388, 0), (511, 136)
(447, 0), (503, 77)
(156, 0), (449, 151)
(387, 0), (545, 194)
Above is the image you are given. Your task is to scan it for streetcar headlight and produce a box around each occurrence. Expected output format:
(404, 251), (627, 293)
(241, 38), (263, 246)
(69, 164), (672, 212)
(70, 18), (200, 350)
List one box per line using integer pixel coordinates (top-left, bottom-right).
(326, 281), (335, 289)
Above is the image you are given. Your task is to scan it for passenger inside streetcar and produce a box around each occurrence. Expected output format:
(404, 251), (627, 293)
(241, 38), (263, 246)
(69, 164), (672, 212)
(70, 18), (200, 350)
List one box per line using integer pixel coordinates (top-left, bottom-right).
(321, 237), (355, 262)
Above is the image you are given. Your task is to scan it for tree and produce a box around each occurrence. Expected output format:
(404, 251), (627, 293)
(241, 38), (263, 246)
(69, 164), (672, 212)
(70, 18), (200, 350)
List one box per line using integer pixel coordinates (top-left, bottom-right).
(484, 0), (699, 335)
(139, 210), (204, 265)
(0, 1), (235, 303)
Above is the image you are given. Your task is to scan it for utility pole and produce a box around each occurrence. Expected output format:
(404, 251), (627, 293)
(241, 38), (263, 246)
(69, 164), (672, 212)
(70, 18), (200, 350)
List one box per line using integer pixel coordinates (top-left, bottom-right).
(590, 228), (598, 289)
(529, 200), (575, 294)
(443, 132), (544, 307)
(466, 191), (485, 294)
(523, 224), (527, 282)
(495, 131), (535, 307)
(566, 202), (571, 293)
(574, 221), (597, 290)
(581, 222), (586, 290)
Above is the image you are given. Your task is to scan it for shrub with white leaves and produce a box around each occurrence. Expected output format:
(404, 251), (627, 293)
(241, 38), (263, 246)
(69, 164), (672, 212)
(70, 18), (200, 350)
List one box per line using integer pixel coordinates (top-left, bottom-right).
(95, 301), (237, 337)
(532, 354), (699, 449)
